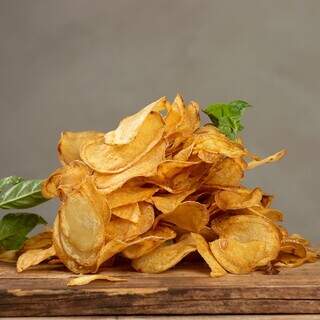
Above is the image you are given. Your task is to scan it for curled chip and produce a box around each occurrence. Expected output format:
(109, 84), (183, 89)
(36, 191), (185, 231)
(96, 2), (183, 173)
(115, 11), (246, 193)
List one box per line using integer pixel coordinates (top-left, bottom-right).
(22, 231), (53, 251)
(122, 226), (176, 259)
(154, 201), (209, 233)
(81, 112), (164, 173)
(42, 161), (92, 199)
(68, 274), (126, 287)
(111, 203), (141, 223)
(132, 234), (197, 273)
(53, 178), (109, 273)
(215, 187), (263, 210)
(17, 246), (55, 272)
(94, 140), (166, 193)
(211, 214), (281, 268)
(104, 97), (166, 145)
(247, 149), (286, 170)
(106, 202), (154, 241)
(58, 131), (104, 165)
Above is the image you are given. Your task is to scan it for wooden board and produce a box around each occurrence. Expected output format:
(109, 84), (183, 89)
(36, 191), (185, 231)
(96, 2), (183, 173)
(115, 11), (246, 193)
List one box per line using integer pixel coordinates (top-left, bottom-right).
(0, 261), (319, 317)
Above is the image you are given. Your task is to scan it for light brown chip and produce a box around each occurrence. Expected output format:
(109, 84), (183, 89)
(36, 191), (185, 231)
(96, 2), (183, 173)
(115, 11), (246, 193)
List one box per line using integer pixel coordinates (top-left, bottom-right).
(22, 231), (53, 251)
(81, 112), (165, 174)
(215, 187), (263, 210)
(111, 203), (141, 223)
(68, 274), (126, 286)
(94, 140), (166, 193)
(154, 201), (209, 233)
(104, 97), (166, 145)
(0, 250), (18, 263)
(58, 131), (104, 165)
(132, 234), (197, 273)
(191, 233), (226, 277)
(247, 149), (286, 170)
(17, 246), (56, 272)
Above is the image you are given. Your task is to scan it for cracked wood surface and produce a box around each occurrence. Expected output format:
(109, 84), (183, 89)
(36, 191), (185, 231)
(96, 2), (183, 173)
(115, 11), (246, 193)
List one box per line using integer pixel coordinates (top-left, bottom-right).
(0, 261), (319, 316)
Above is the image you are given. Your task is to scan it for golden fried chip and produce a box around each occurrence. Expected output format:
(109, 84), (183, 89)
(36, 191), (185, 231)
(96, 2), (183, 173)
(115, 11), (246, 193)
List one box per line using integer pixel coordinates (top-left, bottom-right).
(58, 131), (104, 165)
(111, 203), (141, 223)
(156, 160), (200, 180)
(81, 112), (164, 173)
(22, 231), (53, 251)
(104, 97), (166, 145)
(203, 158), (243, 187)
(94, 140), (166, 193)
(132, 234), (197, 273)
(247, 149), (286, 170)
(68, 274), (126, 286)
(210, 238), (265, 274)
(172, 142), (194, 161)
(152, 189), (195, 214)
(42, 161), (92, 199)
(244, 206), (283, 222)
(0, 250), (18, 263)
(215, 187), (263, 210)
(122, 226), (176, 259)
(154, 201), (209, 233)
(191, 233), (226, 277)
(106, 186), (158, 209)
(105, 202), (154, 241)
(212, 214), (281, 266)
(17, 246), (55, 272)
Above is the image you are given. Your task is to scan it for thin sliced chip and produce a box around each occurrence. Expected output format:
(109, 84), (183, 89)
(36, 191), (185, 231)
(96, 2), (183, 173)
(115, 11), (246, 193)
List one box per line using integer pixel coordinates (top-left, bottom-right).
(152, 189), (195, 214)
(191, 233), (226, 277)
(106, 186), (158, 209)
(132, 234), (197, 273)
(172, 143), (194, 161)
(245, 206), (283, 222)
(247, 149), (286, 170)
(122, 226), (176, 259)
(22, 231), (53, 251)
(81, 112), (164, 173)
(154, 201), (209, 233)
(210, 238), (265, 274)
(212, 214), (281, 266)
(17, 246), (55, 272)
(215, 187), (263, 210)
(156, 160), (200, 180)
(111, 203), (141, 223)
(95, 140), (166, 193)
(58, 131), (104, 165)
(203, 158), (243, 187)
(42, 161), (92, 199)
(275, 250), (318, 268)
(193, 125), (247, 159)
(0, 250), (18, 263)
(104, 97), (166, 145)
(105, 202), (154, 241)
(68, 274), (126, 286)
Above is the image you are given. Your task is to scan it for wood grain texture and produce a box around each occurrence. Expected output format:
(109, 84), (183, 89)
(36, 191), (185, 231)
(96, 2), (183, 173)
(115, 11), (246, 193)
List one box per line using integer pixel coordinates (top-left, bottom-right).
(0, 261), (319, 317)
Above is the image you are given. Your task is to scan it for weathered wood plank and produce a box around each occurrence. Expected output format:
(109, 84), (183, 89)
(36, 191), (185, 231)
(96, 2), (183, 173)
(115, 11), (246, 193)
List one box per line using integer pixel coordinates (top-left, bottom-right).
(0, 261), (319, 316)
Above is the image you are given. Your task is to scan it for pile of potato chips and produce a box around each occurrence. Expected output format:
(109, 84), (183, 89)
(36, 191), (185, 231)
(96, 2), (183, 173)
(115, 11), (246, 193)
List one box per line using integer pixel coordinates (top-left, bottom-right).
(13, 95), (318, 279)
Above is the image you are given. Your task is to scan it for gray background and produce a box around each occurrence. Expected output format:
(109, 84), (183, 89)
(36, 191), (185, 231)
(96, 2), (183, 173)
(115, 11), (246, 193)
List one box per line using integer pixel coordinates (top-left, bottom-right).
(0, 0), (319, 243)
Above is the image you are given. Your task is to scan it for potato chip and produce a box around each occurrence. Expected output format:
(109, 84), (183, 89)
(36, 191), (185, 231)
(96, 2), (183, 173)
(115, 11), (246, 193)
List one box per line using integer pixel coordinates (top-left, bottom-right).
(203, 158), (243, 187)
(68, 274), (126, 286)
(104, 97), (166, 145)
(105, 202), (154, 241)
(17, 246), (55, 272)
(132, 234), (197, 273)
(191, 233), (226, 277)
(152, 189), (195, 214)
(156, 160), (200, 180)
(154, 201), (209, 233)
(215, 187), (263, 210)
(247, 149), (286, 170)
(0, 250), (18, 263)
(94, 140), (166, 193)
(81, 112), (164, 173)
(122, 226), (176, 259)
(106, 186), (158, 209)
(58, 131), (104, 165)
(172, 142), (194, 161)
(210, 238), (266, 274)
(211, 214), (281, 266)
(245, 206), (283, 222)
(22, 231), (53, 251)
(42, 161), (92, 199)
(193, 125), (247, 159)
(111, 203), (141, 223)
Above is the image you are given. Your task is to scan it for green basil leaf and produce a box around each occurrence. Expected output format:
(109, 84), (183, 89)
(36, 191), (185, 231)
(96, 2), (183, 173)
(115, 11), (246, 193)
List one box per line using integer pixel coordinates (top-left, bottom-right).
(203, 100), (250, 140)
(0, 213), (47, 250)
(0, 176), (24, 192)
(0, 179), (48, 209)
